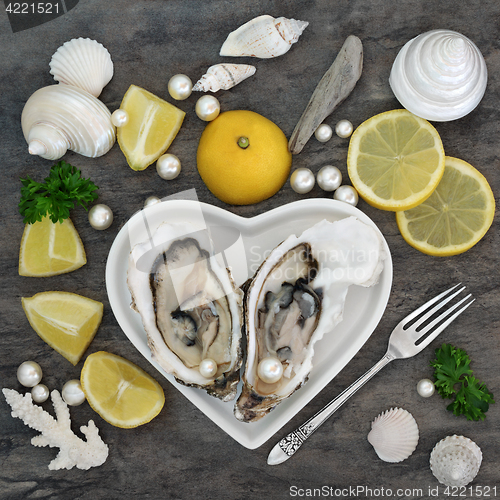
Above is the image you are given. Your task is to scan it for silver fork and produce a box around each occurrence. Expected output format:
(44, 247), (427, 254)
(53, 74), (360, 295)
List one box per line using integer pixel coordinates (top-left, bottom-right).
(267, 284), (474, 465)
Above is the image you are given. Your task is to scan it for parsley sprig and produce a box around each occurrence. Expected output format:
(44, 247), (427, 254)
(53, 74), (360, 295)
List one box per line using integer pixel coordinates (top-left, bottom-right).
(430, 344), (494, 421)
(19, 161), (98, 224)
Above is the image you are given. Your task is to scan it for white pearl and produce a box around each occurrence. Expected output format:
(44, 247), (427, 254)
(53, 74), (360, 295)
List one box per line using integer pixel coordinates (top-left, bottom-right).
(314, 124), (333, 143)
(199, 358), (218, 378)
(156, 154), (181, 180)
(290, 168), (315, 194)
(111, 109), (129, 127)
(168, 74), (193, 101)
(195, 95), (220, 121)
(31, 384), (49, 403)
(62, 380), (86, 406)
(417, 378), (435, 398)
(257, 357), (283, 384)
(335, 119), (354, 138)
(317, 166), (342, 192)
(144, 196), (161, 207)
(88, 204), (113, 230)
(17, 361), (42, 388)
(334, 185), (359, 206)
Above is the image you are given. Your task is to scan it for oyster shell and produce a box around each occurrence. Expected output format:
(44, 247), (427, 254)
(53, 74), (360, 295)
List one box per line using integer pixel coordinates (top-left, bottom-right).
(235, 217), (386, 422)
(127, 222), (243, 401)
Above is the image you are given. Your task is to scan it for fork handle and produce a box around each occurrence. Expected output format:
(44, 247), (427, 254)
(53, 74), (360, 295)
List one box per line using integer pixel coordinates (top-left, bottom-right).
(268, 352), (395, 465)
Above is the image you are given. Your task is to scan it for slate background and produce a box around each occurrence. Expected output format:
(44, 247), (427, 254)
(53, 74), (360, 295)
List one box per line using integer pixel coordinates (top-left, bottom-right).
(0, 1), (498, 499)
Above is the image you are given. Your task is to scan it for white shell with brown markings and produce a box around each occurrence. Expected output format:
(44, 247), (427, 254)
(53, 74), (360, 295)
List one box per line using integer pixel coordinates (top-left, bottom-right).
(193, 64), (256, 92)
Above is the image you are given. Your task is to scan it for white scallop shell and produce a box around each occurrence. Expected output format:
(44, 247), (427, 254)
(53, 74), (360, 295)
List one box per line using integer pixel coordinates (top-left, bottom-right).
(220, 15), (308, 59)
(193, 64), (256, 92)
(21, 84), (115, 160)
(430, 435), (482, 487)
(389, 29), (487, 121)
(367, 408), (419, 463)
(49, 38), (113, 98)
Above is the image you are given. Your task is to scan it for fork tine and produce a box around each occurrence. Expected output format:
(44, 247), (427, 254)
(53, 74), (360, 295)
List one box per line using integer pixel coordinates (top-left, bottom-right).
(413, 297), (475, 351)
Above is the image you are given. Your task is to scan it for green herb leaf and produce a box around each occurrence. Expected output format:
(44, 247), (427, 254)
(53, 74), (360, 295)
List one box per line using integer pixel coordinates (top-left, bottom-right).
(19, 161), (98, 224)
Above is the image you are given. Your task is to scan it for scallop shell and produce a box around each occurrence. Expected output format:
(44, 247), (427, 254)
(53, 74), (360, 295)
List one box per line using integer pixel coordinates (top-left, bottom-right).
(219, 15), (308, 59)
(193, 64), (256, 92)
(430, 435), (482, 487)
(367, 408), (419, 463)
(389, 29), (487, 122)
(21, 84), (115, 160)
(49, 38), (113, 98)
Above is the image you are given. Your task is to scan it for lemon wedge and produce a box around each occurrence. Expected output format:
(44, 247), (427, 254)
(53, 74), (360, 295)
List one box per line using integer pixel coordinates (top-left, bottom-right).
(19, 216), (86, 277)
(347, 109), (445, 211)
(22, 292), (103, 365)
(396, 156), (495, 256)
(117, 84), (185, 171)
(81, 351), (165, 428)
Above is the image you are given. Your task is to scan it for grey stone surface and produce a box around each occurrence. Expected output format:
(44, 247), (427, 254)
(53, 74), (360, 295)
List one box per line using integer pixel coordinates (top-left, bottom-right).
(0, 1), (498, 499)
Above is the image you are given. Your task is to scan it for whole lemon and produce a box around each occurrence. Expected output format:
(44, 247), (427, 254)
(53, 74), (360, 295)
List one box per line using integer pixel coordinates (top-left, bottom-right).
(197, 110), (292, 205)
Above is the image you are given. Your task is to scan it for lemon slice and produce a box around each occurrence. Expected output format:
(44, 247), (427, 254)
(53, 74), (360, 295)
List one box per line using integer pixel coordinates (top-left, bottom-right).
(19, 216), (86, 277)
(396, 156), (495, 256)
(81, 351), (165, 428)
(117, 84), (185, 171)
(22, 292), (103, 365)
(347, 109), (445, 211)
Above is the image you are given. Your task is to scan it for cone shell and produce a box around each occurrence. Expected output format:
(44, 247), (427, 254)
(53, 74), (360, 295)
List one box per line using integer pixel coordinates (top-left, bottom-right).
(49, 38), (113, 98)
(367, 408), (419, 463)
(430, 435), (482, 487)
(193, 64), (256, 92)
(389, 29), (487, 121)
(219, 15), (308, 59)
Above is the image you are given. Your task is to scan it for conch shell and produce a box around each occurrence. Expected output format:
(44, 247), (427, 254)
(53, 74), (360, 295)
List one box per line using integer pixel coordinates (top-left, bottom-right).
(220, 15), (308, 59)
(389, 29), (488, 121)
(193, 64), (256, 92)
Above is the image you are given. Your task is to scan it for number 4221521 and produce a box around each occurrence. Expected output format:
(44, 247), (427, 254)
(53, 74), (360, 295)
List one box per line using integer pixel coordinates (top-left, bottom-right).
(5, 3), (60, 14)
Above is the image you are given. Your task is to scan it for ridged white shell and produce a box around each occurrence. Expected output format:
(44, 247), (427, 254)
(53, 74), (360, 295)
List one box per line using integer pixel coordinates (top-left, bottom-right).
(430, 435), (482, 487)
(49, 38), (113, 98)
(389, 29), (487, 121)
(367, 408), (419, 463)
(193, 64), (256, 92)
(21, 84), (115, 160)
(220, 15), (308, 59)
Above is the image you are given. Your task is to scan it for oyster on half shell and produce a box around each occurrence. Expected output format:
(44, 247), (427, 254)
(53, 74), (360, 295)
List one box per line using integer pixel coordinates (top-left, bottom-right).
(127, 222), (243, 401)
(235, 217), (386, 422)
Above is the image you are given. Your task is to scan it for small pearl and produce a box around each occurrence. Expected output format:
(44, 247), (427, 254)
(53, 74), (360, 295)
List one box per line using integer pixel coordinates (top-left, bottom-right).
(31, 384), (49, 403)
(144, 196), (161, 207)
(88, 204), (113, 230)
(317, 166), (342, 192)
(156, 154), (181, 180)
(62, 380), (86, 406)
(258, 357), (283, 384)
(111, 109), (129, 127)
(334, 185), (359, 206)
(17, 361), (43, 388)
(417, 378), (435, 398)
(195, 95), (220, 121)
(335, 119), (354, 139)
(168, 74), (193, 101)
(199, 358), (218, 378)
(290, 168), (315, 194)
(314, 124), (333, 143)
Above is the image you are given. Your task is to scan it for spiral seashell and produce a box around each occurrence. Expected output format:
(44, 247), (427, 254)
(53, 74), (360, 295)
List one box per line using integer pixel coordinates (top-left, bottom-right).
(21, 84), (116, 160)
(389, 29), (487, 121)
(49, 38), (113, 98)
(193, 64), (256, 92)
(367, 408), (419, 463)
(220, 15), (308, 59)
(430, 435), (482, 487)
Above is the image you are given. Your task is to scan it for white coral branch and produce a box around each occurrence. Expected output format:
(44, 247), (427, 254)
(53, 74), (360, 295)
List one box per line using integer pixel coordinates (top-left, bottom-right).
(3, 388), (108, 470)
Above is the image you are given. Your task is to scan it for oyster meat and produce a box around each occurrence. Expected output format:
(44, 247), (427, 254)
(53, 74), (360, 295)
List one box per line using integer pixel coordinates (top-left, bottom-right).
(127, 222), (243, 401)
(235, 217), (386, 422)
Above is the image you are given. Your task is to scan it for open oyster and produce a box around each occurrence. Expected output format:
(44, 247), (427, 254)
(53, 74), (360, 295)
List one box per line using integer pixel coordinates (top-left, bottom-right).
(127, 222), (243, 401)
(235, 217), (386, 422)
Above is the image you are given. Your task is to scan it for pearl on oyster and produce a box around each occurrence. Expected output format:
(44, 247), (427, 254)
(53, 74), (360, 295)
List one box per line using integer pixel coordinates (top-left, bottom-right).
(156, 154), (181, 180)
(168, 74), (193, 101)
(62, 379), (86, 406)
(199, 358), (218, 378)
(144, 196), (161, 207)
(195, 95), (220, 121)
(335, 119), (353, 138)
(88, 204), (113, 230)
(290, 168), (315, 194)
(334, 185), (358, 206)
(316, 165), (342, 192)
(257, 357), (283, 384)
(314, 124), (333, 143)
(17, 361), (43, 388)
(31, 384), (50, 403)
(417, 378), (435, 398)
(111, 109), (129, 127)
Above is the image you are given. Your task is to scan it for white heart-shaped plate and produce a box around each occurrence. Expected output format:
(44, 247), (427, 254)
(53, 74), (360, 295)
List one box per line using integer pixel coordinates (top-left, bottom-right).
(106, 199), (392, 449)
